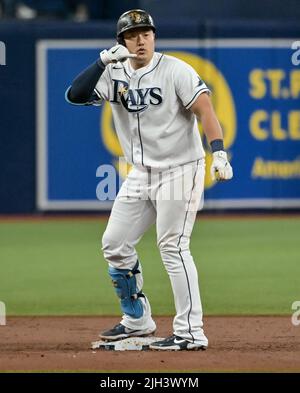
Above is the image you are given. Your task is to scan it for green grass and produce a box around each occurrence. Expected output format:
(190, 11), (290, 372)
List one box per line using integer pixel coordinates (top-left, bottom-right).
(0, 217), (299, 315)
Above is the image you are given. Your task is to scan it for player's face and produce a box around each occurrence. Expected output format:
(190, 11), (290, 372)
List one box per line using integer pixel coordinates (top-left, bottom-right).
(123, 27), (155, 69)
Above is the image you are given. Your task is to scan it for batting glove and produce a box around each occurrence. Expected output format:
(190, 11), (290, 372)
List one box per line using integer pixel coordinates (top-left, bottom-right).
(210, 151), (233, 181)
(100, 44), (137, 66)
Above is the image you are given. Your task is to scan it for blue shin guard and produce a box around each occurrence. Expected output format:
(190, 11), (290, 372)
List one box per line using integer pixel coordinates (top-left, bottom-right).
(108, 261), (144, 318)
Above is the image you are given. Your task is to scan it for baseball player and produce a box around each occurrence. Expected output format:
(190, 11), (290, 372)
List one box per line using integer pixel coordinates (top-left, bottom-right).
(66, 9), (233, 351)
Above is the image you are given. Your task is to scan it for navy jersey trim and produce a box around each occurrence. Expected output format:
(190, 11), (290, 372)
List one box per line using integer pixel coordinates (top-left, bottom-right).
(185, 87), (210, 109)
(65, 86), (101, 106)
(131, 139), (134, 164)
(137, 54), (164, 88)
(94, 87), (102, 98)
(137, 113), (144, 166)
(123, 66), (131, 80)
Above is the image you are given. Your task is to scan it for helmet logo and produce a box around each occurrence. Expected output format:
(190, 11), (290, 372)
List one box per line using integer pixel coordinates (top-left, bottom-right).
(129, 11), (143, 23)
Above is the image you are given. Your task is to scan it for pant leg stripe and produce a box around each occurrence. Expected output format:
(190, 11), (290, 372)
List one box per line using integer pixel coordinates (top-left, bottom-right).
(177, 160), (199, 343)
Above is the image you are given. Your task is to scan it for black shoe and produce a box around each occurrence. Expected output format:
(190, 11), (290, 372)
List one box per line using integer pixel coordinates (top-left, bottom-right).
(149, 335), (207, 351)
(99, 323), (156, 341)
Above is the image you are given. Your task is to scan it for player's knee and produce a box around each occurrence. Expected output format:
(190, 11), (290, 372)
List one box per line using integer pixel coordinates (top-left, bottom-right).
(101, 231), (119, 263)
(158, 237), (191, 272)
(102, 230), (135, 266)
(158, 233), (190, 252)
(157, 233), (181, 254)
(157, 239), (178, 260)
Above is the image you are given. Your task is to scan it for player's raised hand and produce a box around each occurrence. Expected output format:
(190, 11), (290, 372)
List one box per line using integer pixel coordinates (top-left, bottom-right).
(210, 151), (233, 181)
(100, 44), (137, 66)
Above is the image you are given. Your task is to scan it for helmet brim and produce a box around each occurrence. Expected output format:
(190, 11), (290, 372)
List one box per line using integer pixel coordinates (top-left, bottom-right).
(117, 24), (156, 39)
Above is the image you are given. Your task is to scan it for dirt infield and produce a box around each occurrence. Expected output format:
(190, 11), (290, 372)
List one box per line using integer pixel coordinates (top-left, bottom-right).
(0, 316), (299, 372)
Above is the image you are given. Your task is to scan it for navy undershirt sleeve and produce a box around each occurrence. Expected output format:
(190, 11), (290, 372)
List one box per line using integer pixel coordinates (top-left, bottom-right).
(67, 59), (105, 103)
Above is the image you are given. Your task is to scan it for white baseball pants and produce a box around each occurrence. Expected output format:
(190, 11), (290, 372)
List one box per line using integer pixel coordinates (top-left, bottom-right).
(102, 159), (208, 345)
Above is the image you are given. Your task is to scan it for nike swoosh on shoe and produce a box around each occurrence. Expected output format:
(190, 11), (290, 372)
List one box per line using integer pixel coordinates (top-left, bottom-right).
(174, 338), (186, 345)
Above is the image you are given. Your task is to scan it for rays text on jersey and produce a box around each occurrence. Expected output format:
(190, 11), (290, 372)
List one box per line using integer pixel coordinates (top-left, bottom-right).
(110, 79), (162, 112)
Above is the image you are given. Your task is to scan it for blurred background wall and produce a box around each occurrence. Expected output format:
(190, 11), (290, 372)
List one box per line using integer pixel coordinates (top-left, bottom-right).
(1, 0), (300, 21)
(0, 0), (299, 213)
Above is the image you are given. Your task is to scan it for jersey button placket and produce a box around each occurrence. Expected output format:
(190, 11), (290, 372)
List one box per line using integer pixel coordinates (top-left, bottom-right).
(129, 109), (141, 164)
(129, 76), (142, 165)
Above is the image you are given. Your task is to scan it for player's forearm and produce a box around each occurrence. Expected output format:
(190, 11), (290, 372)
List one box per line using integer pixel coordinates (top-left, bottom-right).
(67, 59), (105, 103)
(200, 109), (224, 144)
(191, 93), (224, 150)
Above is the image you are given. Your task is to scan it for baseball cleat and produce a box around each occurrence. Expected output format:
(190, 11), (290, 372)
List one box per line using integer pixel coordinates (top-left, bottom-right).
(99, 323), (156, 341)
(149, 335), (208, 351)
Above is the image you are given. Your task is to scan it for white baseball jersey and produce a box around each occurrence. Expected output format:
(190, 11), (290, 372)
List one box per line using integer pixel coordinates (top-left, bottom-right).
(94, 52), (210, 168)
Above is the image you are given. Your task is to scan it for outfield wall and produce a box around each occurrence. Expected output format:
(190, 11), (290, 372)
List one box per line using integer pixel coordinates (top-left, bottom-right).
(0, 21), (300, 212)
